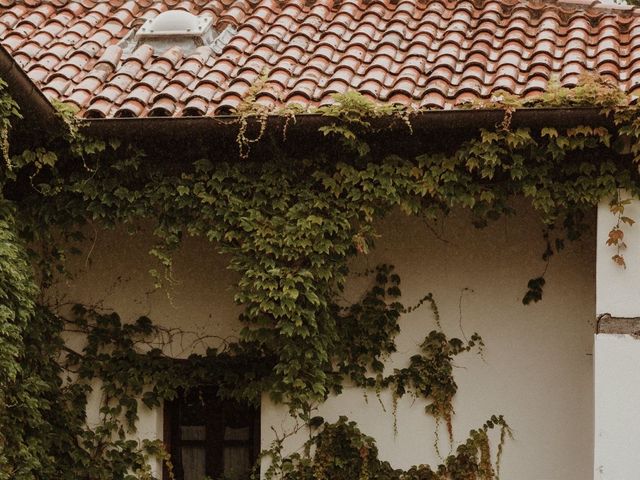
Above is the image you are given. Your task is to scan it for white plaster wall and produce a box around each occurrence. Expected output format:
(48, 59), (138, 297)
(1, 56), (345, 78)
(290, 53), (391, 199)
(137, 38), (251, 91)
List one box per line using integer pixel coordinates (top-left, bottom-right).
(263, 204), (595, 480)
(594, 196), (640, 480)
(53, 227), (244, 353)
(596, 194), (640, 317)
(56, 201), (596, 480)
(594, 334), (640, 480)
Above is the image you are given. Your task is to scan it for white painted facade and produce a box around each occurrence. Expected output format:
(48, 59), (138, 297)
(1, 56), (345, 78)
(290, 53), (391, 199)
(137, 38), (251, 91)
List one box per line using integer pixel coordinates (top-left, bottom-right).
(596, 196), (640, 317)
(594, 196), (640, 480)
(54, 200), (598, 480)
(594, 335), (640, 480)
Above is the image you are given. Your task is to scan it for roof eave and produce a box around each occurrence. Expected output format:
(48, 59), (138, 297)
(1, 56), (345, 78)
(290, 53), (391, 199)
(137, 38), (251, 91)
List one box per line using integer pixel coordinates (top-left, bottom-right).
(0, 46), (614, 146)
(0, 46), (59, 132)
(75, 107), (615, 161)
(80, 107), (613, 139)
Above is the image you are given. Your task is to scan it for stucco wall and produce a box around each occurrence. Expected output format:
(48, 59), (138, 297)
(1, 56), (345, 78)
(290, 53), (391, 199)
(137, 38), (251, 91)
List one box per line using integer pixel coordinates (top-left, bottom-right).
(594, 334), (640, 480)
(593, 196), (640, 479)
(596, 195), (640, 317)
(54, 201), (596, 480)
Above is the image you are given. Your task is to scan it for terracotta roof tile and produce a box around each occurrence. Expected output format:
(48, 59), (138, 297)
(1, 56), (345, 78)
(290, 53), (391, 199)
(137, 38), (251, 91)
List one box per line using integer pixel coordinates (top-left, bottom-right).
(4, 0), (640, 118)
(115, 99), (145, 118)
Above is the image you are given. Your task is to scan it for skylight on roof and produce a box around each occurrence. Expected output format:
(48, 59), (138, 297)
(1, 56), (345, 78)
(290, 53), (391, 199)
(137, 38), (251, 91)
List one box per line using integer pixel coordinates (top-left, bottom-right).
(121, 11), (232, 56)
(139, 11), (212, 37)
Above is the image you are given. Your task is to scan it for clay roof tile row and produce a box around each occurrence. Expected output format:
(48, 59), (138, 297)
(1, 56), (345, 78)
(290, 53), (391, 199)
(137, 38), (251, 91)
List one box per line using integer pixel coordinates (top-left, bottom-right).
(3, 0), (640, 119)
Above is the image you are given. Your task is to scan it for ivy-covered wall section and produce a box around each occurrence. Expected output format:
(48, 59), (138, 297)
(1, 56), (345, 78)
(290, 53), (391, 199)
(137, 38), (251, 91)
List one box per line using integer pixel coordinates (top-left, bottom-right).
(0, 75), (636, 479)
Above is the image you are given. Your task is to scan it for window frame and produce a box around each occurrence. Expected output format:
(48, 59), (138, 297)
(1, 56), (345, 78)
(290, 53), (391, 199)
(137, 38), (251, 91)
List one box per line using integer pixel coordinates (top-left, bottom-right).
(162, 386), (261, 480)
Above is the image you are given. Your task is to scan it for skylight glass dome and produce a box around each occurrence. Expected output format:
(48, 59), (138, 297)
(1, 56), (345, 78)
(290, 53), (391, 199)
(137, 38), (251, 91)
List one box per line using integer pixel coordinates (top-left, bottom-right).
(143, 11), (202, 35)
(138, 11), (213, 37)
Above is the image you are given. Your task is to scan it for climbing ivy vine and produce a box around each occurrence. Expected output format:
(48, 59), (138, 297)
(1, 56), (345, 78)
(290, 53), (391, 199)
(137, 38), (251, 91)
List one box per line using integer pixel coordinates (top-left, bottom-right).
(265, 415), (510, 480)
(1, 74), (640, 479)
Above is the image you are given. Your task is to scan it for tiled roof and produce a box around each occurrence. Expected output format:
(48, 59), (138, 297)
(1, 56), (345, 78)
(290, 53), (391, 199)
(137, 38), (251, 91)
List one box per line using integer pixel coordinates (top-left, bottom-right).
(1, 0), (640, 119)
